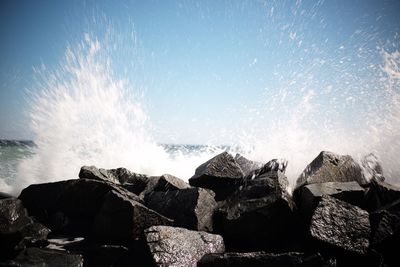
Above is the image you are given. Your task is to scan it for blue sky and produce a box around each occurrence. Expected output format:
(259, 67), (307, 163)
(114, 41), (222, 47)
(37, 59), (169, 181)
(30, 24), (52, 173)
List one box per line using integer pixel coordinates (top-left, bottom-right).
(1, 0), (399, 144)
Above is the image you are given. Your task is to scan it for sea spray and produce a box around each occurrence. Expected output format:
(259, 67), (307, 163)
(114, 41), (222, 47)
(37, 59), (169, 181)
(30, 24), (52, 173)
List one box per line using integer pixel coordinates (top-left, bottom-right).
(13, 35), (224, 195)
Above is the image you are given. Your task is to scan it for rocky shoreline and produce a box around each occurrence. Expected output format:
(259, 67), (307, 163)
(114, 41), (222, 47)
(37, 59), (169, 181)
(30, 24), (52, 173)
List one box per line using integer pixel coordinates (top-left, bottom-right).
(1, 151), (399, 266)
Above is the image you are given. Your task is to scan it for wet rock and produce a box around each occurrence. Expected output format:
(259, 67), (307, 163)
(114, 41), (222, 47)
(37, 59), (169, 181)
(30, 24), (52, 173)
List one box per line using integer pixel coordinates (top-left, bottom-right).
(18, 179), (156, 237)
(144, 226), (224, 267)
(189, 152), (244, 201)
(245, 159), (288, 180)
(139, 174), (190, 198)
(309, 196), (370, 254)
(4, 247), (83, 267)
(294, 181), (365, 213)
(80, 166), (190, 198)
(0, 198), (32, 258)
(107, 167), (149, 185)
(145, 187), (217, 231)
(17, 221), (51, 249)
(234, 154), (262, 177)
(369, 199), (400, 267)
(79, 165), (118, 183)
(214, 170), (294, 251)
(198, 252), (334, 267)
(92, 189), (173, 241)
(296, 151), (367, 188)
(365, 179), (400, 211)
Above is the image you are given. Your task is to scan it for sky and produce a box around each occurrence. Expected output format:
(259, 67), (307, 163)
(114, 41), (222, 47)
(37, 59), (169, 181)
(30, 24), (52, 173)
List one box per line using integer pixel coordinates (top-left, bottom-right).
(1, 0), (400, 144)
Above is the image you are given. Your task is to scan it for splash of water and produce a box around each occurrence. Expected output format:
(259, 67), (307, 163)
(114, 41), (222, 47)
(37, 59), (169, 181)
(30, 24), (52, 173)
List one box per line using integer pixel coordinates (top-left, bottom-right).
(7, 1), (400, 195)
(13, 35), (224, 195)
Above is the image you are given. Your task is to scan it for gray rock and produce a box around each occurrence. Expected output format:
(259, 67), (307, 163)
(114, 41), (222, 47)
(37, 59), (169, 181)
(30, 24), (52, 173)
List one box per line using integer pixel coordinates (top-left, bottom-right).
(79, 166), (189, 198)
(0, 198), (31, 234)
(189, 152), (244, 201)
(19, 179), (169, 239)
(6, 247), (83, 267)
(295, 181), (365, 213)
(139, 174), (190, 199)
(198, 252), (334, 267)
(79, 166), (118, 183)
(234, 154), (263, 177)
(92, 189), (173, 240)
(365, 179), (400, 211)
(145, 187), (217, 231)
(310, 196), (370, 254)
(296, 151), (367, 188)
(214, 170), (294, 250)
(144, 226), (224, 267)
(0, 198), (32, 258)
(245, 159), (288, 180)
(17, 221), (51, 249)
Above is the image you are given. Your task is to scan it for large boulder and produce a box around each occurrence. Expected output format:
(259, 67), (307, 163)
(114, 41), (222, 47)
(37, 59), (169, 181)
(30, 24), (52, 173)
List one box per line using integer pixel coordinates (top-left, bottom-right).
(79, 166), (189, 198)
(0, 198), (32, 258)
(189, 152), (244, 201)
(294, 181), (365, 213)
(92, 189), (173, 240)
(19, 179), (172, 239)
(144, 226), (224, 267)
(245, 159), (288, 179)
(198, 252), (334, 267)
(365, 179), (400, 212)
(145, 187), (217, 231)
(1, 247), (83, 267)
(309, 196), (370, 254)
(369, 199), (400, 267)
(138, 174), (190, 199)
(296, 151), (367, 188)
(214, 170), (295, 251)
(234, 154), (262, 177)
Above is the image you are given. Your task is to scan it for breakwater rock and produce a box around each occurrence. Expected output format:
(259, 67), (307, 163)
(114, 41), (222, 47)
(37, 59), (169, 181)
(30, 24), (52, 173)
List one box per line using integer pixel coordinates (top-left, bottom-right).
(0, 151), (399, 266)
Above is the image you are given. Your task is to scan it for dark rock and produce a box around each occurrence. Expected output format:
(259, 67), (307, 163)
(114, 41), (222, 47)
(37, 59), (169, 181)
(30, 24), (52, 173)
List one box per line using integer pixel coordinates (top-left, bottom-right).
(144, 226), (224, 267)
(0, 198), (31, 235)
(309, 196), (370, 254)
(369, 199), (400, 267)
(198, 252), (335, 267)
(107, 167), (149, 185)
(234, 154), (262, 177)
(245, 159), (288, 180)
(294, 181), (365, 213)
(189, 152), (244, 201)
(296, 151), (367, 188)
(365, 179), (400, 212)
(145, 187), (217, 231)
(80, 166), (190, 198)
(17, 221), (51, 249)
(5, 247), (83, 267)
(79, 165), (118, 183)
(92, 189), (173, 241)
(0, 198), (32, 258)
(139, 174), (190, 198)
(18, 179), (173, 239)
(214, 170), (294, 251)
